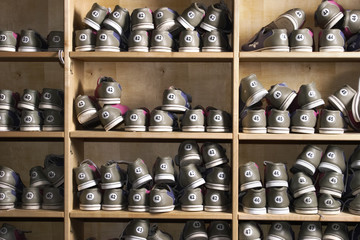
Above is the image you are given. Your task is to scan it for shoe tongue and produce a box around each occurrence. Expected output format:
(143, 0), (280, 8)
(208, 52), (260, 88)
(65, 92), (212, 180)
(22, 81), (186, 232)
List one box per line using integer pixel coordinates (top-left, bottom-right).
(97, 76), (115, 85)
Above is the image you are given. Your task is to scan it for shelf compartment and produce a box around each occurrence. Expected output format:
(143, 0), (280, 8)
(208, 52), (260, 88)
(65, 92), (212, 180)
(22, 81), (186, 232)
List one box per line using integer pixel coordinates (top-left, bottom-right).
(238, 212), (319, 221)
(0, 52), (59, 62)
(238, 133), (360, 142)
(0, 131), (64, 139)
(70, 131), (232, 140)
(70, 52), (234, 62)
(239, 52), (360, 62)
(70, 209), (232, 220)
(0, 209), (64, 218)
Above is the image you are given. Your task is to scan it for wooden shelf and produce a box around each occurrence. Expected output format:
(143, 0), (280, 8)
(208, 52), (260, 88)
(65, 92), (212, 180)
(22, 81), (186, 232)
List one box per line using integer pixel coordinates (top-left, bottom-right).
(0, 209), (64, 218)
(0, 52), (59, 62)
(70, 131), (232, 140)
(0, 131), (64, 139)
(239, 212), (360, 222)
(70, 209), (232, 220)
(69, 52), (234, 62)
(239, 52), (360, 62)
(238, 133), (360, 142)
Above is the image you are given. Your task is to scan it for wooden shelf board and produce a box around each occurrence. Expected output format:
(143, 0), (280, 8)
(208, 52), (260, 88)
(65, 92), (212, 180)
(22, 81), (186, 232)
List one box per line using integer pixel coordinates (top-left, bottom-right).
(70, 131), (232, 140)
(0, 131), (64, 138)
(0, 209), (64, 218)
(320, 212), (360, 222)
(70, 209), (232, 220)
(0, 52), (59, 62)
(70, 52), (233, 62)
(238, 133), (360, 141)
(238, 212), (320, 221)
(239, 52), (360, 62)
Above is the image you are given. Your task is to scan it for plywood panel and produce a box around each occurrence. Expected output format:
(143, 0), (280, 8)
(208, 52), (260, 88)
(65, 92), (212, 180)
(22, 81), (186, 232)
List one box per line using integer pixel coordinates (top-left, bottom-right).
(0, 62), (64, 92)
(0, 141), (64, 187)
(0, 0), (64, 36)
(0, 221), (64, 240)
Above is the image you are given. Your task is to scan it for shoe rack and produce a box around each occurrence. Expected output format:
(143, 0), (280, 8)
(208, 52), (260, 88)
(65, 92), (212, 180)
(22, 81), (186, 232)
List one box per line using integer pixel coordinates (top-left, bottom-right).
(238, 0), (360, 238)
(2, 0), (360, 239)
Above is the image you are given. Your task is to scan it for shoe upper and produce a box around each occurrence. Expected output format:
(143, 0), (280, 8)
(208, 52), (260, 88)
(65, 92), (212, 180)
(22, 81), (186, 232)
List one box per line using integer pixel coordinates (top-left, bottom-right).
(98, 104), (126, 131)
(0, 89), (19, 112)
(181, 220), (208, 240)
(201, 142), (228, 169)
(293, 145), (323, 176)
(178, 3), (206, 30)
(21, 187), (42, 207)
(43, 110), (64, 129)
(0, 31), (17, 50)
(319, 29), (345, 50)
(298, 222), (322, 240)
(319, 171), (345, 198)
(0, 223), (28, 240)
(266, 83), (296, 110)
(131, 8), (154, 31)
(124, 108), (149, 129)
(0, 110), (20, 130)
(241, 28), (289, 52)
(323, 222), (349, 240)
(75, 29), (96, 50)
(43, 154), (64, 187)
(127, 158), (152, 189)
(79, 187), (102, 206)
(128, 30), (149, 50)
(328, 84), (357, 114)
(149, 184), (175, 210)
(150, 30), (174, 50)
(95, 29), (121, 49)
(297, 82), (324, 109)
(318, 145), (346, 174)
(289, 172), (315, 198)
(346, 32), (360, 52)
(207, 221), (231, 240)
(241, 188), (266, 210)
(128, 188), (150, 210)
(268, 222), (294, 240)
(238, 221), (263, 240)
(20, 110), (42, 129)
(267, 186), (290, 210)
(148, 225), (173, 240)
(293, 191), (318, 211)
(153, 7), (178, 31)
(205, 164), (231, 191)
(315, 0), (344, 29)
(161, 86), (192, 112)
(153, 156), (175, 184)
(200, 3), (232, 33)
(318, 193), (341, 212)
(122, 219), (150, 239)
(47, 31), (64, 51)
(240, 74), (268, 109)
(348, 170), (360, 196)
(0, 188), (17, 207)
(84, 3), (109, 30)
(30, 166), (50, 187)
(267, 109), (290, 129)
(102, 188), (126, 207)
(95, 76), (122, 101)
(264, 161), (288, 188)
(176, 140), (202, 167)
(19, 29), (47, 50)
(179, 29), (201, 50)
(149, 109), (178, 130)
(266, 8), (306, 34)
(206, 107), (231, 131)
(289, 28), (314, 50)
(103, 5), (130, 36)
(350, 145), (360, 169)
(39, 88), (64, 111)
(241, 109), (266, 130)
(100, 161), (125, 189)
(319, 109), (346, 131)
(42, 187), (64, 207)
(290, 109), (317, 130)
(181, 107), (205, 130)
(0, 166), (24, 192)
(179, 163), (205, 189)
(179, 187), (203, 208)
(239, 161), (262, 191)
(18, 89), (40, 111)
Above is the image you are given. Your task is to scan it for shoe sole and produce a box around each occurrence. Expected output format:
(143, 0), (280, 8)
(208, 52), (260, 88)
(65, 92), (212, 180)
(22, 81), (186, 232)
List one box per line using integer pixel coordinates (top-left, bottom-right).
(206, 126), (230, 132)
(42, 205), (63, 210)
(319, 188), (342, 199)
(154, 174), (175, 184)
(52, 176), (65, 188)
(131, 23), (154, 31)
(204, 205), (228, 212)
(78, 180), (97, 191)
(205, 183), (229, 191)
(202, 48), (226, 52)
(0, 182), (15, 190)
(124, 236), (147, 240)
(20, 126), (41, 131)
(177, 16), (195, 31)
(156, 20), (178, 32)
(100, 181), (122, 190)
(318, 162), (342, 174)
(179, 47), (200, 52)
(351, 161), (360, 169)
(182, 126), (205, 132)
(293, 185), (316, 198)
(290, 46), (313, 52)
(150, 47), (172, 52)
(128, 47), (149, 52)
(0, 204), (15, 210)
(273, 14), (298, 34)
(103, 115), (124, 131)
(200, 22), (217, 32)
(258, 46), (290, 52)
(181, 205), (204, 211)
(328, 95), (348, 116)
(267, 127), (290, 134)
(83, 18), (101, 31)
(30, 180), (51, 187)
(205, 158), (228, 169)
(301, 99), (325, 110)
(18, 46), (42, 52)
(266, 180), (288, 188)
(294, 159), (316, 175)
(319, 46), (345, 52)
(75, 46), (95, 52)
(161, 104), (189, 113)
(242, 127), (267, 134)
(102, 204), (126, 211)
(0, 46), (16, 52)
(267, 207), (289, 214)
(318, 208), (340, 215)
(128, 206), (149, 212)
(22, 204), (41, 210)
(291, 126), (315, 134)
(0, 126), (15, 131)
(17, 102), (36, 111)
(97, 98), (121, 107)
(132, 174), (152, 189)
(95, 46), (120, 52)
(148, 126), (173, 132)
(240, 181), (262, 192)
(177, 155), (202, 167)
(149, 205), (175, 213)
(324, 12), (344, 29)
(125, 126), (146, 132)
(42, 126), (64, 131)
(319, 128), (344, 134)
(80, 204), (101, 210)
(103, 18), (123, 36)
(294, 208), (318, 214)
(39, 103), (63, 111)
(246, 89), (269, 108)
(243, 206), (266, 214)
(186, 178), (206, 189)
(279, 91), (297, 110)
